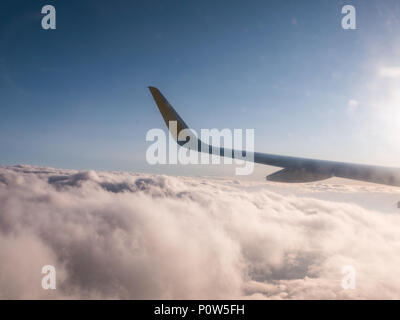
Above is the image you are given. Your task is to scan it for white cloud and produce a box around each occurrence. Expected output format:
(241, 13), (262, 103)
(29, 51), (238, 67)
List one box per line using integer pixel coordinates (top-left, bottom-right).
(0, 165), (400, 299)
(379, 66), (400, 78)
(347, 99), (359, 115)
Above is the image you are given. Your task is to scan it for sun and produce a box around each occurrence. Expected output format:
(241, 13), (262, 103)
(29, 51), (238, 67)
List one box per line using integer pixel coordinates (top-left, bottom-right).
(366, 70), (400, 164)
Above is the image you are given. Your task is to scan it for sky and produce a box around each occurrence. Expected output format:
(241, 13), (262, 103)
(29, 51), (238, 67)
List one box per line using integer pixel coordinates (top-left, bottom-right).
(1, 0), (400, 176)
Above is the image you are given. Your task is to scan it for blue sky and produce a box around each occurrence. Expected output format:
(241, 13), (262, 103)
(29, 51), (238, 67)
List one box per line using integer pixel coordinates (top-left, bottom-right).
(1, 0), (400, 175)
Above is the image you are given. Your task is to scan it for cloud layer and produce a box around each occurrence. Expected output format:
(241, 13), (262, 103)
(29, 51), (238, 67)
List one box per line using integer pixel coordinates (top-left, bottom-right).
(0, 165), (400, 299)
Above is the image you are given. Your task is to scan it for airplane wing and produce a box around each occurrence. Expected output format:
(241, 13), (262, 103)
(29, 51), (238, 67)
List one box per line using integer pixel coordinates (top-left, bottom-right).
(148, 86), (400, 187)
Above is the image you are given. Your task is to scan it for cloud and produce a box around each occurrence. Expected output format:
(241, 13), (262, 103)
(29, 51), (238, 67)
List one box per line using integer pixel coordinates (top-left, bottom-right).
(347, 99), (359, 115)
(0, 165), (400, 299)
(378, 66), (400, 78)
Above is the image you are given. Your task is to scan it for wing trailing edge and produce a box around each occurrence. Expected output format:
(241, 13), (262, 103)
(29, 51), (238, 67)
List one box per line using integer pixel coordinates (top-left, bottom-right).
(266, 168), (332, 183)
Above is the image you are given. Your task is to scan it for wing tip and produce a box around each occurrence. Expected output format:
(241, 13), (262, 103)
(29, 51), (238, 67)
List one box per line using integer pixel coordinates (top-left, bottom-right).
(148, 86), (158, 93)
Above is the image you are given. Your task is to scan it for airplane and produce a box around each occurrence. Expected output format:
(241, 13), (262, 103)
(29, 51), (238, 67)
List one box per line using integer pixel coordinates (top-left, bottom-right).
(148, 86), (400, 191)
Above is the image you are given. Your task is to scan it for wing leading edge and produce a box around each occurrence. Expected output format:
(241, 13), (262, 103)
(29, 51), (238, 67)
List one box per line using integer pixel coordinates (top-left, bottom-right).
(148, 86), (400, 187)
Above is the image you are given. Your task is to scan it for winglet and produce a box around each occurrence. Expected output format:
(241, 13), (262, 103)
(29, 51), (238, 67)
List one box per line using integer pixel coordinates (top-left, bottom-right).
(148, 86), (188, 141)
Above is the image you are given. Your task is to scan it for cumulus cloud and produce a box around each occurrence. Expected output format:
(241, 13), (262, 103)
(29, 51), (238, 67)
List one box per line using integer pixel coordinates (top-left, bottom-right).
(379, 66), (400, 78)
(0, 165), (400, 299)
